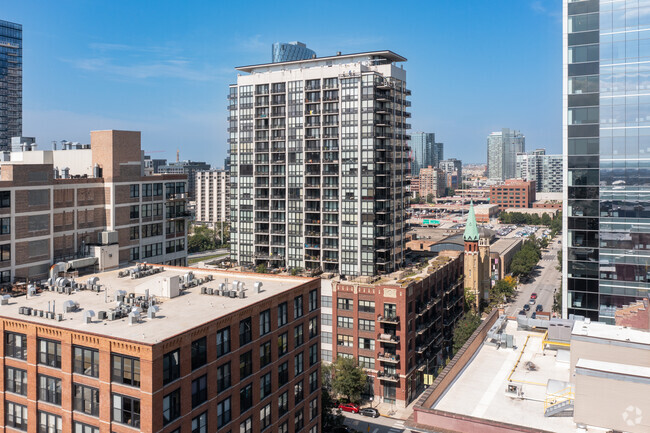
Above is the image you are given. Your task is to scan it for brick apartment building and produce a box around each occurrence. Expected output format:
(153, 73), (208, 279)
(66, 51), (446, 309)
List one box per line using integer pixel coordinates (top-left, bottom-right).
(326, 251), (464, 407)
(489, 179), (536, 211)
(0, 130), (189, 284)
(0, 266), (321, 433)
(418, 166), (446, 198)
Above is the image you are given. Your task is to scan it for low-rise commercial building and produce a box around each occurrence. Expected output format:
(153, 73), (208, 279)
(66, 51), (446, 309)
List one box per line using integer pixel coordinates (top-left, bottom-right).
(0, 265), (321, 433)
(326, 251), (464, 407)
(0, 130), (188, 283)
(489, 238), (523, 280)
(473, 204), (500, 223)
(489, 179), (536, 211)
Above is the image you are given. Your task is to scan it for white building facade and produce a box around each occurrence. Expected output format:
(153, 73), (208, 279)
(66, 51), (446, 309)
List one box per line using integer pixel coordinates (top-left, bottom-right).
(195, 169), (230, 229)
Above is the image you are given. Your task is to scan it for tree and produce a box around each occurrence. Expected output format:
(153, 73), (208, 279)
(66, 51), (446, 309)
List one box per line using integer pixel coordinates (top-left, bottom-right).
(452, 312), (481, 355)
(329, 356), (368, 403)
(188, 225), (217, 253)
(463, 287), (476, 312)
(255, 264), (267, 274)
(426, 193), (434, 203)
(490, 278), (516, 307)
(553, 288), (562, 314)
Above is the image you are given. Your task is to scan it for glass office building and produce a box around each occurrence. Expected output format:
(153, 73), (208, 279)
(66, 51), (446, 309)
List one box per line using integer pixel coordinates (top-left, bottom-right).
(0, 20), (22, 150)
(410, 132), (443, 176)
(271, 41), (316, 63)
(564, 0), (650, 322)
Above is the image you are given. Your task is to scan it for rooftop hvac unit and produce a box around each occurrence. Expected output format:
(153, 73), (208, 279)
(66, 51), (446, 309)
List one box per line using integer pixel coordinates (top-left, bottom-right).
(238, 290), (246, 299)
(148, 305), (159, 319)
(97, 311), (107, 320)
(1, 294), (10, 305)
(201, 287), (208, 295)
(63, 300), (78, 313)
(254, 282), (263, 293)
(231, 281), (239, 291)
(84, 310), (95, 324)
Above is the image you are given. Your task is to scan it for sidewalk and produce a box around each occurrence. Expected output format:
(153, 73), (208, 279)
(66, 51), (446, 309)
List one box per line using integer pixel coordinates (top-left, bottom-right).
(373, 396), (421, 420)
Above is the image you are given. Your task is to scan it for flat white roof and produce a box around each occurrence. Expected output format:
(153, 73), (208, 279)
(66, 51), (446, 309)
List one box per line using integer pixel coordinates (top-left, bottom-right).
(0, 267), (314, 345)
(576, 358), (650, 379)
(572, 320), (650, 346)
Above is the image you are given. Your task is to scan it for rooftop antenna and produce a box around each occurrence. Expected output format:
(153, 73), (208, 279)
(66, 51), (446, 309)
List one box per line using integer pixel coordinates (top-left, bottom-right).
(176, 149), (180, 163)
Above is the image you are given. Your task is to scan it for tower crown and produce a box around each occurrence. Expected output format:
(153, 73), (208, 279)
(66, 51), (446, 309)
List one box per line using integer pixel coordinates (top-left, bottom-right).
(464, 201), (480, 242)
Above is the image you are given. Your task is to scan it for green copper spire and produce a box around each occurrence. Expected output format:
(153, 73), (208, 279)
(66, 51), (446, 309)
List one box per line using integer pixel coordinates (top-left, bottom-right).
(464, 201), (480, 242)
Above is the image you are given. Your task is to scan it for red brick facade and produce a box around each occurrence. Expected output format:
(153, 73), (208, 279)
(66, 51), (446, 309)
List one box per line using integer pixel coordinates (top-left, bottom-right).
(489, 179), (536, 211)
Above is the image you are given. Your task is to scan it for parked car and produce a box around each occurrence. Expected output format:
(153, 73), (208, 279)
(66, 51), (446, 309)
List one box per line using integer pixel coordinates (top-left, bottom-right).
(529, 298), (536, 305)
(338, 403), (360, 414)
(530, 293), (538, 300)
(360, 408), (380, 418)
(536, 304), (543, 312)
(531, 312), (537, 319)
(523, 304), (531, 311)
(518, 309), (527, 316)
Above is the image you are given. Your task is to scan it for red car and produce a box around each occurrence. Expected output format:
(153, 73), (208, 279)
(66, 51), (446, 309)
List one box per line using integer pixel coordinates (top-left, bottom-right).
(530, 293), (538, 300)
(338, 403), (360, 414)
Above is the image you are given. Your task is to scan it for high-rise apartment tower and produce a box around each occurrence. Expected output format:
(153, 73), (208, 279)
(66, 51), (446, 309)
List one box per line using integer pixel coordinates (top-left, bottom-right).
(487, 128), (525, 181)
(410, 132), (443, 176)
(228, 51), (411, 276)
(0, 20), (22, 150)
(563, 0), (650, 322)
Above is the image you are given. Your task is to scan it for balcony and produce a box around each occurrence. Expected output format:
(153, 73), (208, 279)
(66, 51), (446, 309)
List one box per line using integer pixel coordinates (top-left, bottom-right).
(377, 353), (400, 364)
(377, 371), (400, 382)
(377, 314), (399, 325)
(377, 333), (399, 345)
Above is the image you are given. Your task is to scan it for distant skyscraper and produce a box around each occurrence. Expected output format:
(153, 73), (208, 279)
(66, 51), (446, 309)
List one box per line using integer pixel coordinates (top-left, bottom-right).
(563, 0), (650, 323)
(516, 149), (562, 193)
(439, 158), (463, 189)
(271, 41), (316, 63)
(487, 128), (525, 181)
(0, 20), (22, 150)
(410, 132), (443, 176)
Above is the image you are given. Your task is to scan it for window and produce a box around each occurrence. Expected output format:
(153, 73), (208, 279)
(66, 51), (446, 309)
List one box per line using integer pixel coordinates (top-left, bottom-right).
(73, 346), (99, 377)
(38, 411), (61, 433)
(6, 332), (26, 359)
(111, 354), (141, 387)
(192, 412), (207, 433)
(217, 397), (231, 428)
(294, 324), (304, 347)
(130, 184), (139, 198)
(74, 422), (99, 433)
(73, 383), (99, 417)
(309, 344), (318, 366)
(309, 289), (318, 311)
(240, 417), (252, 433)
(217, 362), (231, 391)
(260, 403), (272, 430)
(0, 243), (10, 261)
(309, 370), (318, 393)
(279, 390), (289, 416)
(217, 326), (231, 357)
(143, 183), (152, 197)
(240, 317), (252, 346)
(192, 375), (208, 408)
(240, 383), (253, 412)
(295, 352), (304, 376)
(0, 191), (10, 208)
(278, 302), (288, 327)
(359, 319), (375, 332)
(337, 298), (353, 310)
(38, 375), (62, 405)
(278, 332), (288, 356)
(309, 317), (318, 338)
(38, 339), (61, 368)
(259, 309), (271, 336)
(322, 349), (332, 362)
(0, 217), (10, 234)
(162, 388), (181, 425)
(154, 183), (163, 196)
(359, 337), (375, 351)
(279, 421), (289, 433)
(259, 371), (273, 400)
(6, 401), (27, 431)
(240, 350), (252, 379)
(295, 407), (304, 432)
(191, 337), (207, 370)
(310, 398), (318, 420)
(6, 366), (27, 395)
(278, 361), (289, 386)
(322, 313), (332, 326)
(112, 394), (140, 427)
(337, 335), (353, 347)
(163, 349), (180, 385)
(359, 300), (375, 313)
(321, 295), (332, 308)
(129, 205), (139, 219)
(358, 356), (375, 369)
(294, 296), (303, 318)
(337, 316), (353, 329)
(294, 380), (304, 404)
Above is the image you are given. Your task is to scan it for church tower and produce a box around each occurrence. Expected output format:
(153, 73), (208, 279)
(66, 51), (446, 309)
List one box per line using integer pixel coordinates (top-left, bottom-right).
(463, 201), (490, 310)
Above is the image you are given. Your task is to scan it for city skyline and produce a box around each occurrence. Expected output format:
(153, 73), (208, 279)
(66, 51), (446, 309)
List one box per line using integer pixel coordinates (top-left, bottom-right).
(3, 0), (562, 165)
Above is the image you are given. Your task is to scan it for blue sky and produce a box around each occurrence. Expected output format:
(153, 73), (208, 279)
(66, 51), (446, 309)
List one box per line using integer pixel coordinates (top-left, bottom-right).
(4, 0), (562, 166)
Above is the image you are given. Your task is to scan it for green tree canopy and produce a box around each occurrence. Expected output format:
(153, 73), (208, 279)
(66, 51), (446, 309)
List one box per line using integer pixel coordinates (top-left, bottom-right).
(328, 356), (368, 403)
(452, 312), (481, 355)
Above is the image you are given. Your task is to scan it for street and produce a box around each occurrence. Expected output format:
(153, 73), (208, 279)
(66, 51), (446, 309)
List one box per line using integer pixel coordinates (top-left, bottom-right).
(343, 413), (408, 433)
(505, 237), (561, 317)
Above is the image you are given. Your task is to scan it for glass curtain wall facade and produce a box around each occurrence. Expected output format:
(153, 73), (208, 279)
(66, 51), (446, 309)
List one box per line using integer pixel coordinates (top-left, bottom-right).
(228, 52), (410, 277)
(487, 128), (525, 181)
(564, 0), (650, 322)
(0, 20), (22, 150)
(410, 133), (443, 176)
(271, 42), (316, 63)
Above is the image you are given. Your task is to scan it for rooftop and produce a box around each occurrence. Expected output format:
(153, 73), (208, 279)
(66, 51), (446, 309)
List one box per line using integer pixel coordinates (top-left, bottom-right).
(490, 237), (523, 255)
(236, 50), (407, 73)
(431, 320), (574, 432)
(0, 266), (315, 345)
(572, 320), (650, 346)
